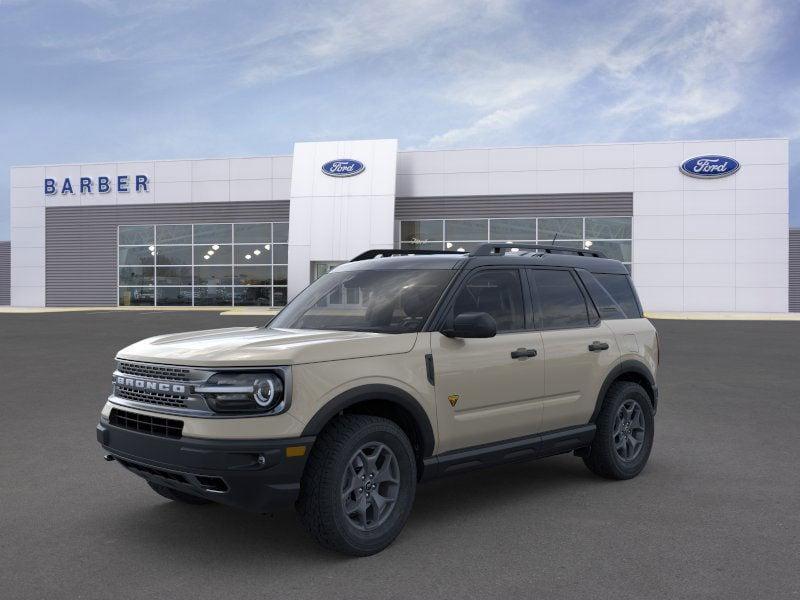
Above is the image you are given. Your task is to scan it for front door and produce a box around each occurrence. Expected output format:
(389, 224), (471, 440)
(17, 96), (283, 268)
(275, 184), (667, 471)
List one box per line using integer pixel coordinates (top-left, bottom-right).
(432, 268), (546, 453)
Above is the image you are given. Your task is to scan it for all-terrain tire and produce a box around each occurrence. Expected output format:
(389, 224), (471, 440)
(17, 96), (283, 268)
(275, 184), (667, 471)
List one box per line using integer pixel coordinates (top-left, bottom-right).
(296, 414), (417, 556)
(148, 481), (213, 505)
(582, 381), (654, 480)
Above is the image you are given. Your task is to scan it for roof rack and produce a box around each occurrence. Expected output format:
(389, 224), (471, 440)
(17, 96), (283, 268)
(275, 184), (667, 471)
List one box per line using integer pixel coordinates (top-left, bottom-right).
(471, 243), (607, 258)
(350, 249), (467, 262)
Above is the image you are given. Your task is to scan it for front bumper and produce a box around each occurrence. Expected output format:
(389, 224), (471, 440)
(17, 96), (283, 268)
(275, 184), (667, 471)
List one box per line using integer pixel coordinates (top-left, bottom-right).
(97, 418), (315, 513)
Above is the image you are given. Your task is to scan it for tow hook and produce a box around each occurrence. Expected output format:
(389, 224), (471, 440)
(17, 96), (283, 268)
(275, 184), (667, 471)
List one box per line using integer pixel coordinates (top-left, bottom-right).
(103, 454), (116, 462)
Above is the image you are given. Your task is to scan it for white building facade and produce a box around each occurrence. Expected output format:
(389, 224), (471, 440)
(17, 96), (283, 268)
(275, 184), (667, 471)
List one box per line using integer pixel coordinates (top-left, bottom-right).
(7, 137), (791, 312)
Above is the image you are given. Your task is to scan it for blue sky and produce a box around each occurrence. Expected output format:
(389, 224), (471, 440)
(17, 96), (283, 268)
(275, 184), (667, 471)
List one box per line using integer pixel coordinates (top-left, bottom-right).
(1, 0), (799, 237)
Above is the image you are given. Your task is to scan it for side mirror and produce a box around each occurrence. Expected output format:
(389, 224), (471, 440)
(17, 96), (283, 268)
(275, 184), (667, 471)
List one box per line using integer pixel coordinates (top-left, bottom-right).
(441, 312), (497, 339)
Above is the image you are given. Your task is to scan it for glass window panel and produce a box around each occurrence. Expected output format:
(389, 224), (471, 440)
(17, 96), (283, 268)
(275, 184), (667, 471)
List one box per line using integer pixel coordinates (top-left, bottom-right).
(194, 244), (232, 265)
(157, 287), (192, 306)
(119, 287), (154, 306)
(593, 272), (641, 318)
(234, 244), (269, 264)
(234, 223), (269, 244)
(451, 269), (525, 332)
(529, 269), (590, 329)
(119, 266), (154, 286)
(194, 266), (232, 285)
(234, 265), (270, 285)
(444, 241), (481, 253)
(157, 267), (192, 286)
(273, 286), (288, 306)
(273, 222), (289, 243)
(119, 225), (153, 245)
(585, 217), (631, 239)
(400, 242), (443, 251)
(119, 246), (154, 266)
(489, 219), (536, 241)
(587, 240), (631, 262)
(193, 223), (231, 244)
(445, 219), (488, 241)
(272, 244), (288, 264)
(550, 240), (584, 249)
(401, 220), (443, 242)
(234, 287), (271, 306)
(537, 218), (582, 241)
(156, 245), (192, 265)
(273, 266), (287, 286)
(194, 286), (232, 306)
(156, 224), (192, 245)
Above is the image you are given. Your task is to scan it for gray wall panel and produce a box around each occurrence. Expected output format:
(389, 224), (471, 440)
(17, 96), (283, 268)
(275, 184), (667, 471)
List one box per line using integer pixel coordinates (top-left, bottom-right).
(46, 201), (290, 307)
(790, 228), (800, 312)
(0, 241), (10, 306)
(394, 193), (633, 219)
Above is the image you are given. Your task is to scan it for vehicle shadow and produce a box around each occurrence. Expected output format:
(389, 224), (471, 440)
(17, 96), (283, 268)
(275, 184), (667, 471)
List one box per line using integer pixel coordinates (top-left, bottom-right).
(97, 453), (617, 563)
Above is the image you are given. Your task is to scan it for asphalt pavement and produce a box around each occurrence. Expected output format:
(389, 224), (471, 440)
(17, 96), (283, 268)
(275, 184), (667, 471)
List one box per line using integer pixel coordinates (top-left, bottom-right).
(1, 312), (798, 599)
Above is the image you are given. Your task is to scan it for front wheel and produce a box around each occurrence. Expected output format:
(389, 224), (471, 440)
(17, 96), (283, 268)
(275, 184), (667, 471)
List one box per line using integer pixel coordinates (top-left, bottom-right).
(296, 414), (417, 556)
(583, 381), (654, 480)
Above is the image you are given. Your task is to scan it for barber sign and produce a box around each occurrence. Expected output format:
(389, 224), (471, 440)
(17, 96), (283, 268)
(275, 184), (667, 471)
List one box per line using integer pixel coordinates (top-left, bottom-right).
(321, 159), (365, 177)
(680, 156), (740, 178)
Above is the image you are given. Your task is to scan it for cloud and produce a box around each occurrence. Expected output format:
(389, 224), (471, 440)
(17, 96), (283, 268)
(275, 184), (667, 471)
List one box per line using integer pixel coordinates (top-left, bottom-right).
(423, 0), (788, 146)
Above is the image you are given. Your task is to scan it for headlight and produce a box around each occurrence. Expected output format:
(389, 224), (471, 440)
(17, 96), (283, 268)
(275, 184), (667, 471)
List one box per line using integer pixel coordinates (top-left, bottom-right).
(197, 371), (286, 415)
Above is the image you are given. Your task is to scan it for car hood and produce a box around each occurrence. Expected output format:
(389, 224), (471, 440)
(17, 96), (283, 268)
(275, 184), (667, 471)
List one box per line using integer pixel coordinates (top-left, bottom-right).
(116, 327), (418, 367)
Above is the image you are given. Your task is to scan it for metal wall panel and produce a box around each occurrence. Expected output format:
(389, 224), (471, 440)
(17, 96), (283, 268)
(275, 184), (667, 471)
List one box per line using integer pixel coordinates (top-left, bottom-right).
(394, 193), (633, 219)
(45, 201), (290, 307)
(790, 228), (800, 313)
(0, 241), (10, 306)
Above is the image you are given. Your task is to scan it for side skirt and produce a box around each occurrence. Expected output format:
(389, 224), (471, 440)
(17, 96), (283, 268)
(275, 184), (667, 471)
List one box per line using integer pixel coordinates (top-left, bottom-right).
(421, 424), (596, 481)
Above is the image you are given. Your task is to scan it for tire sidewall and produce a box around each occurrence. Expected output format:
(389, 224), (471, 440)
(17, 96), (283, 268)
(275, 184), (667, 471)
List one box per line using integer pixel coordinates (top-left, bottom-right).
(599, 383), (655, 479)
(325, 421), (417, 554)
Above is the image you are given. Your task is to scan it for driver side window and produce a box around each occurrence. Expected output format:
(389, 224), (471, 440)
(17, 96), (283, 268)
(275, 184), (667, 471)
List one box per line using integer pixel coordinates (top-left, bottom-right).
(450, 269), (525, 333)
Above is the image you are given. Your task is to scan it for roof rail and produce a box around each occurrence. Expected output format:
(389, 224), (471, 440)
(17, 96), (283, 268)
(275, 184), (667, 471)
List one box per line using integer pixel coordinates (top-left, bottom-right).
(471, 243), (607, 258)
(350, 248), (467, 262)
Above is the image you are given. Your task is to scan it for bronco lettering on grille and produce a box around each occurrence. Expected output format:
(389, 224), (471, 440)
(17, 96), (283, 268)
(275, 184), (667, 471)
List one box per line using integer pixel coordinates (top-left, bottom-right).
(115, 376), (186, 395)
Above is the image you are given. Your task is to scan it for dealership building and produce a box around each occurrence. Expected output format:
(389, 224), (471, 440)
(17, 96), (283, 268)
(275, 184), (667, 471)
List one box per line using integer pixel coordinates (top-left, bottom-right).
(3, 137), (796, 312)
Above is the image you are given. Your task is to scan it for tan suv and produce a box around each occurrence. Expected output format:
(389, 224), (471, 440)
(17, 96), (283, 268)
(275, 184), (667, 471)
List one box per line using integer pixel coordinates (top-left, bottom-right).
(97, 244), (658, 556)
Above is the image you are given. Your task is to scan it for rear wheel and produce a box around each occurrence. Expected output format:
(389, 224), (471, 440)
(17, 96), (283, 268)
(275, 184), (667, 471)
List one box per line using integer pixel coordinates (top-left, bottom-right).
(297, 414), (417, 556)
(583, 381), (654, 480)
(148, 482), (213, 505)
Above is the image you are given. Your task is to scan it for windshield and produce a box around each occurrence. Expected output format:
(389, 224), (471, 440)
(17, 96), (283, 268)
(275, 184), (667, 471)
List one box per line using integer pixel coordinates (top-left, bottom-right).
(269, 269), (454, 333)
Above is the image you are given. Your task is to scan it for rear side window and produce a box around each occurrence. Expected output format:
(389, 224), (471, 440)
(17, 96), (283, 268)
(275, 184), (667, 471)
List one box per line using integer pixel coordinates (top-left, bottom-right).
(576, 270), (626, 320)
(593, 273), (642, 318)
(528, 269), (590, 329)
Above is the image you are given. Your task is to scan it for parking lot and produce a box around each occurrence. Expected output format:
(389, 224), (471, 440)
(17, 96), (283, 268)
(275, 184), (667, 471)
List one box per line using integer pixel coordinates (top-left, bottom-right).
(1, 311), (799, 599)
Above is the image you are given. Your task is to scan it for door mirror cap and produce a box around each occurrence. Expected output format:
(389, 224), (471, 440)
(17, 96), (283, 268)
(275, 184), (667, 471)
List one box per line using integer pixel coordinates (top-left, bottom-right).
(441, 312), (497, 339)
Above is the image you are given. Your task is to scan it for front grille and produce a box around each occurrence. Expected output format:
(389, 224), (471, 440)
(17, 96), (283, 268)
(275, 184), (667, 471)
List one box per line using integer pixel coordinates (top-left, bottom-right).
(109, 408), (183, 439)
(117, 361), (191, 382)
(115, 386), (187, 408)
(116, 458), (189, 484)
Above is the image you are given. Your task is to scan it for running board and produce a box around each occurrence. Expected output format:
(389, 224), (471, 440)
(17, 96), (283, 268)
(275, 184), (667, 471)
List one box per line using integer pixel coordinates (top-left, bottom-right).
(421, 424), (596, 481)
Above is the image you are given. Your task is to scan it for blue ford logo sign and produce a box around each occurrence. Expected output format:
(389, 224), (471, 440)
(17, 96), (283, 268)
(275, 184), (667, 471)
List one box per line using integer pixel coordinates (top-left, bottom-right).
(321, 159), (365, 177)
(680, 155), (740, 178)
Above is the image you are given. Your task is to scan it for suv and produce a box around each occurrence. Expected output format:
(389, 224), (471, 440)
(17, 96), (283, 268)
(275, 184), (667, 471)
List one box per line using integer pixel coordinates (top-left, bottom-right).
(97, 243), (658, 556)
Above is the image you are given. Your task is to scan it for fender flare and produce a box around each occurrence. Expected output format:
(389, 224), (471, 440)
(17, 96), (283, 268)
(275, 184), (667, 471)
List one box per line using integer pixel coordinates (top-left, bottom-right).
(301, 384), (436, 458)
(591, 360), (657, 422)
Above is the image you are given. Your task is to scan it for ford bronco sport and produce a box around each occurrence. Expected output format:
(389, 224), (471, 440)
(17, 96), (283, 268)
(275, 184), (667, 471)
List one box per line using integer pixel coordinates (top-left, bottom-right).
(97, 243), (658, 556)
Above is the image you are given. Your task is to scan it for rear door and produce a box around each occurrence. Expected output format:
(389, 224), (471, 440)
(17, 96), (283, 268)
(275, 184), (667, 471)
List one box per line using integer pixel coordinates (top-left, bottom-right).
(526, 268), (620, 431)
(431, 267), (545, 453)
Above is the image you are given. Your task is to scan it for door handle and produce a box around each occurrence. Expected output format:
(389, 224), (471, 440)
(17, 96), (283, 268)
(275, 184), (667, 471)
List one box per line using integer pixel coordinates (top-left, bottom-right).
(588, 341), (610, 352)
(511, 348), (538, 359)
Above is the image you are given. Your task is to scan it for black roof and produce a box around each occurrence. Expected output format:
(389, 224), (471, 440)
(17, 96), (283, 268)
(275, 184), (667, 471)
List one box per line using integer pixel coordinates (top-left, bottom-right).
(339, 244), (629, 275)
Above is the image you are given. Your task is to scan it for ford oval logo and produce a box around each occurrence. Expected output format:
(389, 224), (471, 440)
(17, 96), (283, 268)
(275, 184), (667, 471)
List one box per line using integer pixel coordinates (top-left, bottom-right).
(321, 159), (365, 177)
(680, 155), (740, 178)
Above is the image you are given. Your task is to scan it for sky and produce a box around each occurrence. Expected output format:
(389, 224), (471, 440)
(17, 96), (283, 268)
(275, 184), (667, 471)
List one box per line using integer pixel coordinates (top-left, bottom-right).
(1, 0), (799, 237)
